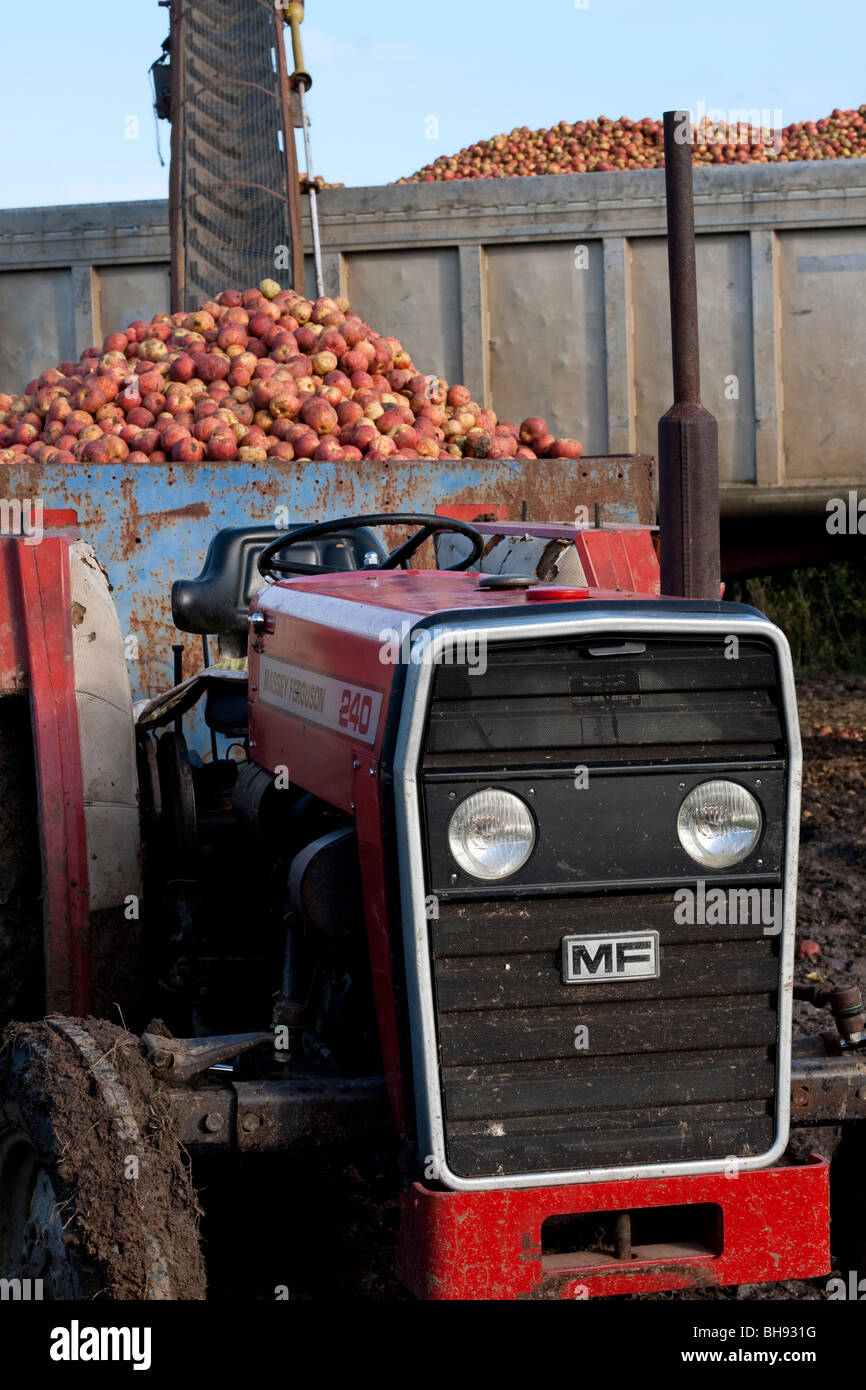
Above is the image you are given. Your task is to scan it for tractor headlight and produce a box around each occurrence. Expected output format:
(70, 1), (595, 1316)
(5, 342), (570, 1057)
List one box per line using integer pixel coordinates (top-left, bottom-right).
(677, 779), (762, 868)
(448, 789), (536, 881)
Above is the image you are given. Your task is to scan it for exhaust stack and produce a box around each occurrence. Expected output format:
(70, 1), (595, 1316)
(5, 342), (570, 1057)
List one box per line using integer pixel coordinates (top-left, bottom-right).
(658, 110), (721, 599)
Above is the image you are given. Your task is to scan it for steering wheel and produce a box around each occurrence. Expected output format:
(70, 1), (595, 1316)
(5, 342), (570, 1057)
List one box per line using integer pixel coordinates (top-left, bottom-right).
(257, 512), (485, 578)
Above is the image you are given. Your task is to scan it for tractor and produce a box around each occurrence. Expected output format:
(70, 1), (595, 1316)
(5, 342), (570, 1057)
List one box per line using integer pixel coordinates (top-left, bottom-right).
(1, 105), (865, 1301)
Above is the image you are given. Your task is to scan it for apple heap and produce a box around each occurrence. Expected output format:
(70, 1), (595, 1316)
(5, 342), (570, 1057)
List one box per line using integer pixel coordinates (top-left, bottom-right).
(397, 106), (866, 182)
(0, 281), (582, 467)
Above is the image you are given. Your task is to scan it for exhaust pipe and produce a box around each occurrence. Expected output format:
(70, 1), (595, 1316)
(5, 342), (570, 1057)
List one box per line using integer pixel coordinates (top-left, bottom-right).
(658, 110), (721, 600)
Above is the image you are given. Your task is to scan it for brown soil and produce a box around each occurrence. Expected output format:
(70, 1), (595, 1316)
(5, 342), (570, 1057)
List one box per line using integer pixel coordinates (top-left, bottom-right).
(1, 1016), (206, 1299)
(794, 675), (866, 1030)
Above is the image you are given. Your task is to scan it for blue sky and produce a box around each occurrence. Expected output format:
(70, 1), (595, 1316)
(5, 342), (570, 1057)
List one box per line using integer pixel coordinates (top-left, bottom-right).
(0, 0), (862, 208)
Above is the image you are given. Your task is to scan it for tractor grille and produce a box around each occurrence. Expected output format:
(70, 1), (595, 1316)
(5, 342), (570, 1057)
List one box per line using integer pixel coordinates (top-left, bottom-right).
(431, 892), (778, 1177)
(424, 636), (784, 765)
(418, 633), (787, 1179)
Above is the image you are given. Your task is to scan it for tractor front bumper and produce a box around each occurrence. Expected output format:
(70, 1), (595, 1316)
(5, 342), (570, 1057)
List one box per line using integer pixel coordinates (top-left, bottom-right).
(396, 1157), (830, 1300)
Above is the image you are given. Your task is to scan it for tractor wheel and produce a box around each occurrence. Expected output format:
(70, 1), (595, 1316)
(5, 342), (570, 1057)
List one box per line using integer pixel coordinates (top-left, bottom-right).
(0, 694), (42, 1026)
(0, 1016), (206, 1300)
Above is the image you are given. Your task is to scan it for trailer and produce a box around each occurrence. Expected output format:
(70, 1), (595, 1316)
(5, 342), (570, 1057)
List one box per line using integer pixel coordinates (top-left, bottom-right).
(2, 158), (866, 573)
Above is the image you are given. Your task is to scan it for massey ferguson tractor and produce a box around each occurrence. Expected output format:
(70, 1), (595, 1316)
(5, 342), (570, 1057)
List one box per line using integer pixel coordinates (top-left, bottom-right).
(1, 89), (865, 1300)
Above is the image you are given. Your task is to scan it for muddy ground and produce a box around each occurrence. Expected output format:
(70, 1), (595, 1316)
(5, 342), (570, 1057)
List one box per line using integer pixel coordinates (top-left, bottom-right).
(201, 674), (866, 1302)
(793, 674), (866, 1026)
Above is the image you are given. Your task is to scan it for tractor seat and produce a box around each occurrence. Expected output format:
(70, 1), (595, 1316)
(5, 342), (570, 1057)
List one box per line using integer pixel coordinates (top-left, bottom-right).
(171, 524), (387, 637)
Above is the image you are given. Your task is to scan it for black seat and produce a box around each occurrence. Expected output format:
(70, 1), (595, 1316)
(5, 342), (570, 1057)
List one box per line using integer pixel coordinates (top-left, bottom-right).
(172, 525), (387, 636)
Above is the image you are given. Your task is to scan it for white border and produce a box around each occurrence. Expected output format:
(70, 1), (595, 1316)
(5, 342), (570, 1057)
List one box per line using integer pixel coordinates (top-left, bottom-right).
(393, 608), (801, 1191)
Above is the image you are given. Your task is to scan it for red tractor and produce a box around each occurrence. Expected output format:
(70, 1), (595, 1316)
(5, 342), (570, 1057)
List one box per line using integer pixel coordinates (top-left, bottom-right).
(0, 118), (864, 1304)
(3, 495), (860, 1301)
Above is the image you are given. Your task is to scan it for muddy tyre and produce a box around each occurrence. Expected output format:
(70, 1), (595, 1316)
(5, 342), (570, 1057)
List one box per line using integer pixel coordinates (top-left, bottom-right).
(0, 695), (42, 1026)
(0, 1017), (206, 1300)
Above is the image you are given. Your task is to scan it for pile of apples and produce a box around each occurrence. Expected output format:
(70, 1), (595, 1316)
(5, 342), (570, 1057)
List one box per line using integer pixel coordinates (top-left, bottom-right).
(398, 106), (866, 182)
(0, 282), (582, 466)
